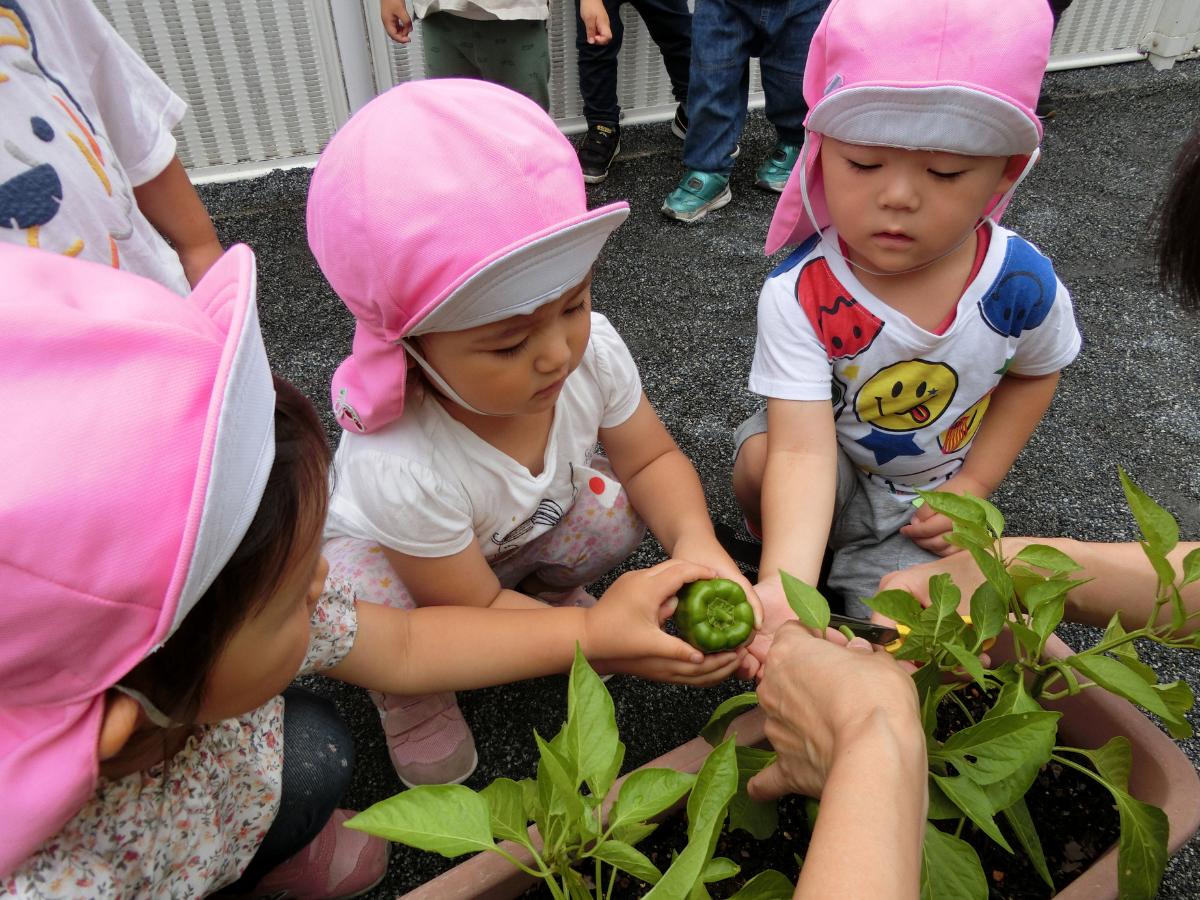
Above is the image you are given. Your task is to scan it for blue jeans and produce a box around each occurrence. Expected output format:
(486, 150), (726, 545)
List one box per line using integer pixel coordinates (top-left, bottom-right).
(683, 0), (826, 174)
(227, 687), (355, 890)
(575, 0), (691, 125)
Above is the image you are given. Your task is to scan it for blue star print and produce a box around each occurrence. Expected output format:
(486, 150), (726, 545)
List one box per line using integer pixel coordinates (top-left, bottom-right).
(856, 429), (923, 466)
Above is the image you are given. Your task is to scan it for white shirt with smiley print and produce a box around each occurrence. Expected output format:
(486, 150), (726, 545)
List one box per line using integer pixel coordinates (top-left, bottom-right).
(0, 0), (189, 293)
(749, 223), (1082, 494)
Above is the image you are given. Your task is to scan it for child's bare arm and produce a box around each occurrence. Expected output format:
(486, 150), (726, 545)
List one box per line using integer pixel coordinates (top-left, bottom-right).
(579, 0), (612, 44)
(901, 371), (1061, 554)
(600, 393), (760, 619)
(382, 544), (546, 609)
(379, 0), (414, 43)
(328, 558), (744, 692)
(131, 156), (223, 287)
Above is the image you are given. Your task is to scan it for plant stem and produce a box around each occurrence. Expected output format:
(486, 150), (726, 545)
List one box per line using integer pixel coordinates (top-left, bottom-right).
(490, 846), (552, 880)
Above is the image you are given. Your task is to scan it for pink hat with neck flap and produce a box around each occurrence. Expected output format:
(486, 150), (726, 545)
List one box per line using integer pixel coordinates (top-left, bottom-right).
(307, 79), (630, 434)
(765, 0), (1053, 255)
(0, 244), (276, 875)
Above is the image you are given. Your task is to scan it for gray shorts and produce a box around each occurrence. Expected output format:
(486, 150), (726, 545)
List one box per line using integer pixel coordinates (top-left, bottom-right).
(734, 408), (937, 617)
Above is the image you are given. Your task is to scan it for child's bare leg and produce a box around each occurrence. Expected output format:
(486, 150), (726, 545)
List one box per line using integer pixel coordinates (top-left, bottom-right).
(323, 537), (477, 787)
(732, 409), (769, 537)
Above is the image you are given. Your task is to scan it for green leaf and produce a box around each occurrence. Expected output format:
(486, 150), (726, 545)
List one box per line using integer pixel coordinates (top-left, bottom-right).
(931, 774), (1012, 853)
(609, 767), (696, 832)
(345, 784), (496, 857)
(479, 778), (531, 845)
(701, 856), (741, 883)
(728, 746), (779, 839)
(1066, 654), (1191, 735)
(945, 643), (988, 688)
(1101, 613), (1139, 661)
(927, 574), (962, 616)
(917, 490), (987, 527)
(945, 521), (994, 553)
(645, 739), (739, 899)
(535, 730), (583, 846)
(779, 570), (830, 631)
(975, 494), (1006, 540)
(920, 823), (987, 900)
(985, 671), (1040, 717)
(591, 839), (663, 885)
(931, 711), (1059, 785)
(1030, 594), (1066, 643)
(967, 544), (1013, 602)
(561, 866), (592, 900)
(1153, 680), (1196, 739)
(588, 740), (626, 802)
(613, 820), (657, 845)
(1008, 619), (1041, 657)
(1000, 798), (1053, 889)
(925, 775), (960, 820)
(726, 869), (795, 900)
(1143, 543), (1178, 593)
(864, 588), (924, 626)
(1018, 578), (1084, 616)
(1182, 547), (1200, 587)
(1120, 468), (1179, 555)
(1013, 543), (1082, 574)
(700, 692), (760, 747)
(564, 645), (619, 794)
(1063, 739), (1169, 900)
(968, 582), (1006, 643)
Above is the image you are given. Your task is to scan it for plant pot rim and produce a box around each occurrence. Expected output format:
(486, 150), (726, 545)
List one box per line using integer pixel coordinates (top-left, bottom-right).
(398, 633), (1200, 900)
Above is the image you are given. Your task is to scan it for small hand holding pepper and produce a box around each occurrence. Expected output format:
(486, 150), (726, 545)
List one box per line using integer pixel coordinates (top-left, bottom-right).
(583, 559), (745, 686)
(669, 533), (763, 631)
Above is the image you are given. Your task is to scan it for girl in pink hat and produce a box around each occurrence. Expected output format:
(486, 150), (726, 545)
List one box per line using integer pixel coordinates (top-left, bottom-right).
(306, 78), (760, 788)
(731, 0), (1083, 638)
(0, 244), (734, 897)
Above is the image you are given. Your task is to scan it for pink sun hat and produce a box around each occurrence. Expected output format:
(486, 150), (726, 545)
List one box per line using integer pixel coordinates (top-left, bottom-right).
(307, 78), (630, 434)
(764, 0), (1053, 255)
(0, 244), (276, 875)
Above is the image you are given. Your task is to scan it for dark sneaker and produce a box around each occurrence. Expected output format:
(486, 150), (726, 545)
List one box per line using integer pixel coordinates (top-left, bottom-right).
(671, 103), (688, 140)
(578, 122), (621, 184)
(755, 141), (802, 192)
(661, 170), (732, 223)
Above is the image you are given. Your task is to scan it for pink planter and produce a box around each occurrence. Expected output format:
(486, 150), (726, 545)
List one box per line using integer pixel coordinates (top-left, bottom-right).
(400, 633), (1200, 899)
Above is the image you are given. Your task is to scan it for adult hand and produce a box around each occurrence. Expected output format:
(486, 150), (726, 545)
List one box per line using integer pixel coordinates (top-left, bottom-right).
(747, 622), (921, 802)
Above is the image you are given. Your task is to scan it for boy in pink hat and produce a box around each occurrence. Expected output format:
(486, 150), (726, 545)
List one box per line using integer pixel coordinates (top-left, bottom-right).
(308, 78), (758, 788)
(732, 0), (1082, 627)
(0, 244), (740, 896)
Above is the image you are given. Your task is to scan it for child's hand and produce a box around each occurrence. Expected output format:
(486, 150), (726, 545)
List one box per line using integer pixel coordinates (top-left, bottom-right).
(579, 0), (612, 44)
(584, 559), (744, 686)
(741, 575), (800, 679)
(380, 0), (414, 43)
(899, 501), (957, 555)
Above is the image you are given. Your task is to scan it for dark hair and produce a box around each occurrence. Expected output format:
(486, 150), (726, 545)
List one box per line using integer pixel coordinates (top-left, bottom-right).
(118, 375), (330, 725)
(1156, 123), (1200, 312)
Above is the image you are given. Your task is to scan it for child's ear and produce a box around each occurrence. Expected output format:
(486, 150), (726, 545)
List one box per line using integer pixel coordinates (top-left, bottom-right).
(996, 154), (1032, 194)
(97, 691), (142, 760)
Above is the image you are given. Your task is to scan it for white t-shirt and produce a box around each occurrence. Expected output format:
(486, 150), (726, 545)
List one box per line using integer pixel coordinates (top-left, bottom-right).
(325, 313), (643, 562)
(750, 225), (1082, 493)
(0, 0), (190, 294)
(2, 581), (359, 898)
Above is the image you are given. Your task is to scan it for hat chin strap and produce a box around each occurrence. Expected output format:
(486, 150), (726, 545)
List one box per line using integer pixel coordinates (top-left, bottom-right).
(800, 142), (1041, 278)
(401, 339), (515, 418)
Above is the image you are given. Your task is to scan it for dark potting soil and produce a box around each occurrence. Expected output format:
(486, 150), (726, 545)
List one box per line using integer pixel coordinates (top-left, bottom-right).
(525, 684), (1121, 899)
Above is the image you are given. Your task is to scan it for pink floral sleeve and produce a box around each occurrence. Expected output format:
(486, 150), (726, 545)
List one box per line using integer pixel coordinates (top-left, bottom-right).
(300, 575), (359, 675)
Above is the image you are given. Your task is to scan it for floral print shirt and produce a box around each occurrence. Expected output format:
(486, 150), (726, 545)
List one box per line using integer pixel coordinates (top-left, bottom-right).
(2, 578), (359, 898)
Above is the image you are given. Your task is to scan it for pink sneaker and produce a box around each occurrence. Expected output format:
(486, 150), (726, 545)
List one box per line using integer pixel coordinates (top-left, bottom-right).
(371, 691), (478, 788)
(252, 809), (388, 899)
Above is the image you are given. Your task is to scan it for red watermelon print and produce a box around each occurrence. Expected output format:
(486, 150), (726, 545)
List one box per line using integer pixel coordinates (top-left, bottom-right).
(796, 260), (884, 360)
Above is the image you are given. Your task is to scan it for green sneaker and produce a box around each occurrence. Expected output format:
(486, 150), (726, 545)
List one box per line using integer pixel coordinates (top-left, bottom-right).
(661, 171), (732, 223)
(755, 141), (802, 193)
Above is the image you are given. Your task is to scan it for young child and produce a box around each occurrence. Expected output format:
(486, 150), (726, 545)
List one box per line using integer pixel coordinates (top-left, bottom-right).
(307, 78), (756, 787)
(0, 243), (730, 897)
(660, 0), (828, 223)
(379, 0), (552, 111)
(573, 0), (691, 183)
(732, 0), (1082, 623)
(0, 0), (222, 290)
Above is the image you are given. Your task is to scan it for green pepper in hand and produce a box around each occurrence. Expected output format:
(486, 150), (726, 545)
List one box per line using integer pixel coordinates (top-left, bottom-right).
(673, 578), (756, 653)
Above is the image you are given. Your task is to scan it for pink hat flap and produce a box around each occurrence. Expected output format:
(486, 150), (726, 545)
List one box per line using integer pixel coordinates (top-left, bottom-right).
(766, 0), (1053, 255)
(0, 244), (275, 874)
(307, 78), (628, 433)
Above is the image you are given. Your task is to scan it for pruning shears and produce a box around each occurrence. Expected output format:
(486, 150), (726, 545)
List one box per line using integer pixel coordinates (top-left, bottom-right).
(828, 614), (996, 655)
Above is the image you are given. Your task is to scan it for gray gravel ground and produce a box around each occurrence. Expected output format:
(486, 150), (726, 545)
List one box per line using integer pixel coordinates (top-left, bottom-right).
(198, 58), (1200, 897)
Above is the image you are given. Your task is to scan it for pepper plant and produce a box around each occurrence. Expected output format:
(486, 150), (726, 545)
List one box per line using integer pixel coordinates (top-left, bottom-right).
(705, 468), (1200, 900)
(345, 645), (794, 899)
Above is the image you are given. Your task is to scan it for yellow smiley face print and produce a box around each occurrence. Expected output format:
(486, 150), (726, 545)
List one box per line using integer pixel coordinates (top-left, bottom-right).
(855, 359), (958, 432)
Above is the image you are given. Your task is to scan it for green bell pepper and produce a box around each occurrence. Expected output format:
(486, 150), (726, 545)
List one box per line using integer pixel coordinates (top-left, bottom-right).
(673, 578), (756, 652)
